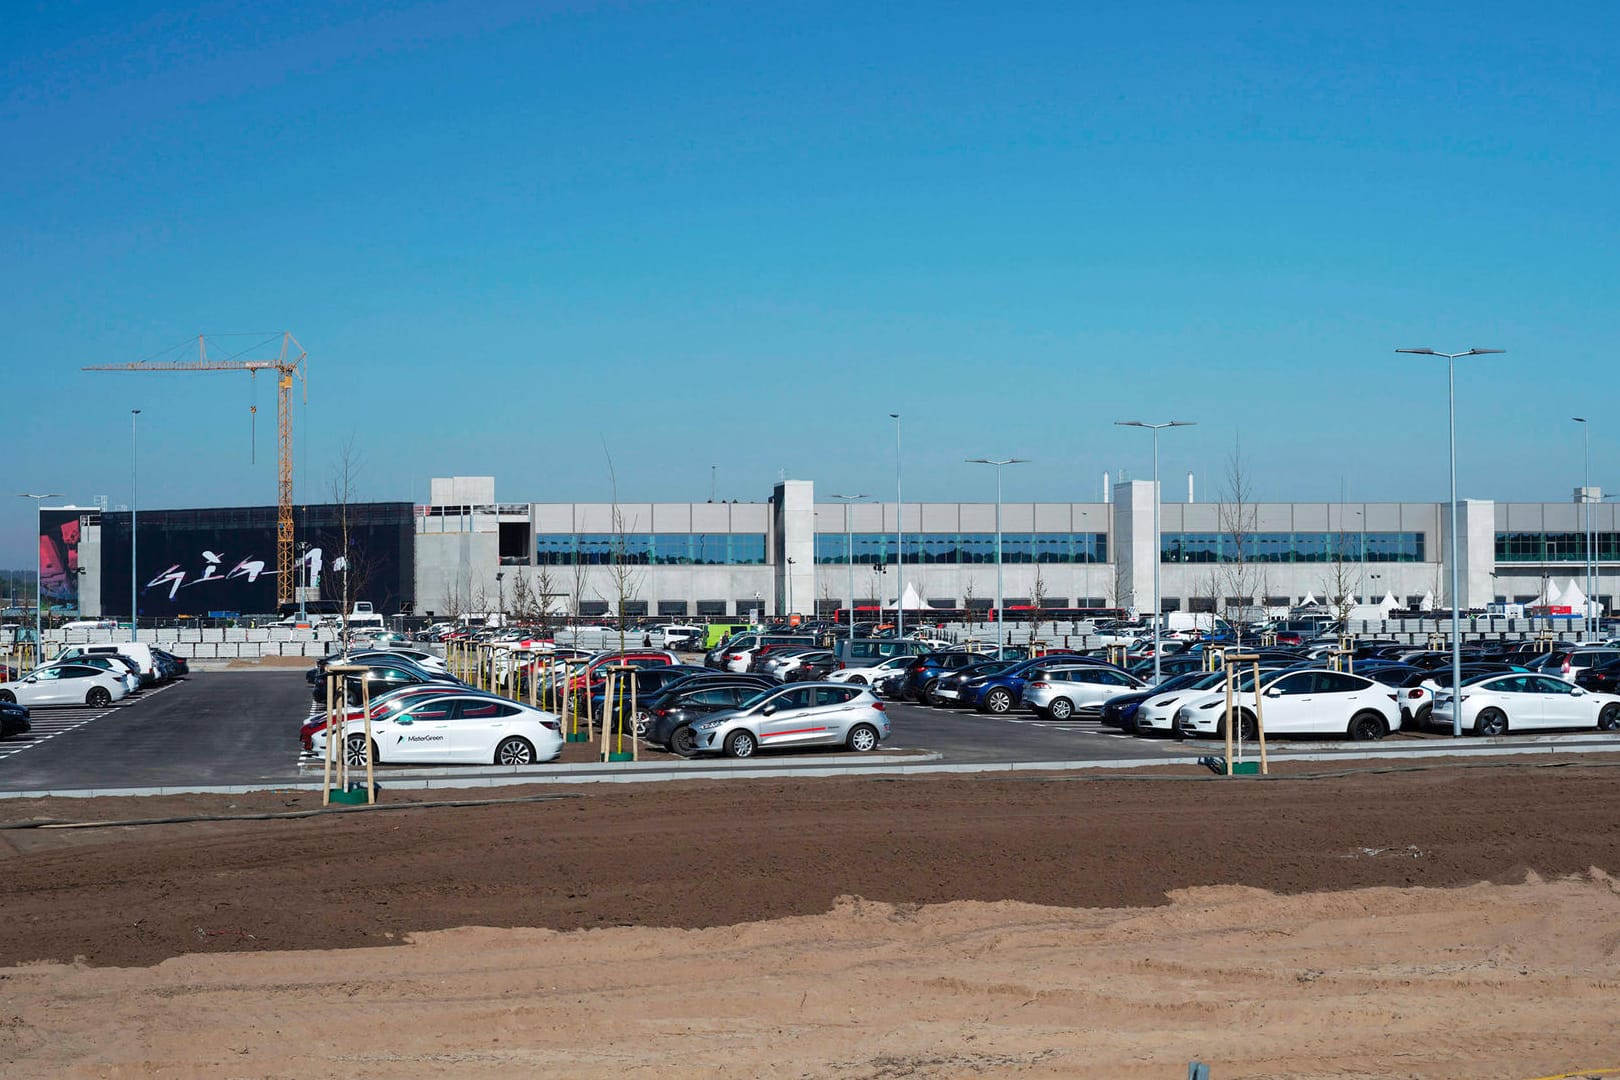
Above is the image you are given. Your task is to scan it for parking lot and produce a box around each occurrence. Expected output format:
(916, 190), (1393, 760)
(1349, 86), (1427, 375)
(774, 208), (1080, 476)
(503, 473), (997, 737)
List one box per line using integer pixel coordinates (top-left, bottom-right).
(4, 664), (1619, 795)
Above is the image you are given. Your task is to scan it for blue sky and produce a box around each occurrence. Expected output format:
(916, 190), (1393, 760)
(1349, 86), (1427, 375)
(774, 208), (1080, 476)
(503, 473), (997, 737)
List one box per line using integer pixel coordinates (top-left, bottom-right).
(5, 1), (1617, 565)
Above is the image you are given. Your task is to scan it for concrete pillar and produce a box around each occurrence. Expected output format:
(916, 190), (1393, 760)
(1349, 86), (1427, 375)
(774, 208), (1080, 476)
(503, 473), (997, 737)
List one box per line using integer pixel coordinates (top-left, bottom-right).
(1113, 480), (1157, 615)
(772, 480), (815, 616)
(1452, 499), (1496, 610)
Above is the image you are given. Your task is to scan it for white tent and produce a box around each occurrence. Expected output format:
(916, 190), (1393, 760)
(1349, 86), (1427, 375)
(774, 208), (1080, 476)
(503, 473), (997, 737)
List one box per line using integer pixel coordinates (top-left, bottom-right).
(1531, 580), (1563, 607)
(1419, 589), (1436, 611)
(1381, 591), (1400, 610)
(1299, 592), (1318, 607)
(1561, 578), (1587, 608)
(891, 582), (927, 611)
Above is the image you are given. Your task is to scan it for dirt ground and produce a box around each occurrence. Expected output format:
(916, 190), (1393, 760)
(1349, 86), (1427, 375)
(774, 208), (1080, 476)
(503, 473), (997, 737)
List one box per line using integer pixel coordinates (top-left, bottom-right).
(4, 760), (1620, 1077)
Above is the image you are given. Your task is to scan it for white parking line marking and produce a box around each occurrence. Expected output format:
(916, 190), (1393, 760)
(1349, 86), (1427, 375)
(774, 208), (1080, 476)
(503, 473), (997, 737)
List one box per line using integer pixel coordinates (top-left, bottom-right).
(0, 681), (182, 763)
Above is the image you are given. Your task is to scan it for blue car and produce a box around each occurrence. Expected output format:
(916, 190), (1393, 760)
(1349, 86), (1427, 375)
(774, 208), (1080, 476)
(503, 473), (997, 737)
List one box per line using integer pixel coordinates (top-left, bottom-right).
(960, 655), (1121, 715)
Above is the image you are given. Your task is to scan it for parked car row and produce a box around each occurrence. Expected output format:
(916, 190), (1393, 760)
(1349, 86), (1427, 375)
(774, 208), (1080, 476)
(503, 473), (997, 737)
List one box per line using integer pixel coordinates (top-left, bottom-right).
(0, 642), (188, 710)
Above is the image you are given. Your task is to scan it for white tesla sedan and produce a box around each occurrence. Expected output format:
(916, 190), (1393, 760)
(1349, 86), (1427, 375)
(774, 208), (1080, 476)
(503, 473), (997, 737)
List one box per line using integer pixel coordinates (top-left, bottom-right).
(339, 691), (564, 767)
(1173, 668), (1401, 741)
(1431, 673), (1620, 737)
(0, 663), (130, 708)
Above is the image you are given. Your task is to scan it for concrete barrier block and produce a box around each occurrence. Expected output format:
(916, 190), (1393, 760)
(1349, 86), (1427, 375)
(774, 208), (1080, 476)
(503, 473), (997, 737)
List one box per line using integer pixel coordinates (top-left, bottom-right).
(215, 642), (238, 658)
(201, 628), (223, 643)
(246, 629), (269, 642)
(190, 643), (216, 659)
(225, 628), (247, 642)
(177, 629), (201, 643)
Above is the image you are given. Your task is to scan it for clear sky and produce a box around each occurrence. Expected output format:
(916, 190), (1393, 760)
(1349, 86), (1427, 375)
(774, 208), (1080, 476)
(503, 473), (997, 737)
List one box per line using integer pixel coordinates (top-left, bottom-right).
(5, 1), (1617, 566)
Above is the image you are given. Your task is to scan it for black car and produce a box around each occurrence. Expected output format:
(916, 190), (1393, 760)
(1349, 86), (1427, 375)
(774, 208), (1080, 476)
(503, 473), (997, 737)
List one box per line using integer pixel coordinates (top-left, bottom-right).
(648, 681), (773, 751)
(929, 660), (1018, 706)
(1576, 659), (1620, 694)
(785, 653), (843, 682)
(309, 656), (460, 705)
(588, 664), (710, 723)
(0, 699), (30, 739)
(1097, 670), (1211, 731)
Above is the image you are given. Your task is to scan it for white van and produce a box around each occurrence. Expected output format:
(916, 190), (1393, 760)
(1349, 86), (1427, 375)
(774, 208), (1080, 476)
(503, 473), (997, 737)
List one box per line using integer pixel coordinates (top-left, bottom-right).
(55, 642), (160, 685)
(62, 619), (119, 631)
(659, 624), (704, 649)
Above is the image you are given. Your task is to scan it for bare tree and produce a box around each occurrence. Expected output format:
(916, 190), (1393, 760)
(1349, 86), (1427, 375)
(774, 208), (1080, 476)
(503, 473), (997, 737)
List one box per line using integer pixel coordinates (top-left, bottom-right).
(962, 578), (978, 632)
(1214, 436), (1262, 646)
(534, 563), (558, 632)
(1030, 565), (1049, 640)
(1111, 558), (1134, 614)
(440, 572), (463, 622)
(603, 448), (644, 655)
(1324, 534), (1358, 627)
(327, 438), (370, 643)
(508, 571), (538, 625)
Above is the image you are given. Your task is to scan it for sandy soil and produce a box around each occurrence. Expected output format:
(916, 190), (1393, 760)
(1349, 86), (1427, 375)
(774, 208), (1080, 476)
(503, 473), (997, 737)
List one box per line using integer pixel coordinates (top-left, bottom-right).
(4, 763), (1620, 1076)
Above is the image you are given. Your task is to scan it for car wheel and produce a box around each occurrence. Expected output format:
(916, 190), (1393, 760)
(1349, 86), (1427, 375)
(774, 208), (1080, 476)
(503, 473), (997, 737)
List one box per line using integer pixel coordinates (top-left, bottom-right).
(1348, 711), (1387, 741)
(670, 726), (699, 758)
(1475, 707), (1508, 738)
(848, 675), (866, 685)
(1600, 704), (1620, 732)
(920, 680), (940, 704)
(495, 736), (536, 766)
(631, 711), (652, 738)
(724, 730), (757, 759)
(0, 691), (15, 704)
(1047, 697), (1074, 720)
(344, 733), (378, 768)
(984, 688), (1013, 715)
(1218, 711), (1258, 741)
(847, 723), (879, 753)
(86, 687), (112, 708)
(1415, 704), (1432, 729)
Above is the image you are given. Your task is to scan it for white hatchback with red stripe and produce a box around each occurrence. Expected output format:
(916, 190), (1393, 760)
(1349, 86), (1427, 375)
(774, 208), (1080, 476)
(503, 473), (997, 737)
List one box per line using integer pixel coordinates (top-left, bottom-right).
(686, 683), (890, 758)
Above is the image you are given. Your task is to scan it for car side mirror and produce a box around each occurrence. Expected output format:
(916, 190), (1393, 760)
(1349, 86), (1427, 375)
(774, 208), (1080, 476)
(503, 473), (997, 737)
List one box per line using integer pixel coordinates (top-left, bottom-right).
(397, 717), (414, 725)
(761, 704), (777, 716)
(1264, 688), (1281, 698)
(1571, 687), (1585, 696)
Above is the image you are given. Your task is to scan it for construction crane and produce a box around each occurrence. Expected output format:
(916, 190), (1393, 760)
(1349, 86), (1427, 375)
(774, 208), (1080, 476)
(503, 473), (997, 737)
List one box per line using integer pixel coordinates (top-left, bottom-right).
(84, 332), (308, 608)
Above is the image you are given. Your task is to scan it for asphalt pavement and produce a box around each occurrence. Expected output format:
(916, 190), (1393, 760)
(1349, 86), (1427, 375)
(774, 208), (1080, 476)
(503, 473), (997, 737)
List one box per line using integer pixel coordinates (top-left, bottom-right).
(2, 670), (1617, 796)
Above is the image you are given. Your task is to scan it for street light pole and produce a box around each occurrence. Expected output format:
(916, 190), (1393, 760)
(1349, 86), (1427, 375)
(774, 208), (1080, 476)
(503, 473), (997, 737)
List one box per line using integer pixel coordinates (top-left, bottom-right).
(967, 458), (1028, 655)
(1115, 420), (1196, 684)
(1574, 417), (1593, 641)
(1397, 347), (1505, 736)
(830, 494), (870, 644)
(16, 492), (63, 661)
(890, 413), (903, 638)
(130, 409), (141, 643)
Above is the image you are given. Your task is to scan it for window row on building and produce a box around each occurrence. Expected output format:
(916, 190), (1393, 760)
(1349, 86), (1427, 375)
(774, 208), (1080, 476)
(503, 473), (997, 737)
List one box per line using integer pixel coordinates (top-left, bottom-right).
(812, 532), (1109, 565)
(1494, 532), (1620, 562)
(1160, 531), (1426, 564)
(536, 533), (769, 565)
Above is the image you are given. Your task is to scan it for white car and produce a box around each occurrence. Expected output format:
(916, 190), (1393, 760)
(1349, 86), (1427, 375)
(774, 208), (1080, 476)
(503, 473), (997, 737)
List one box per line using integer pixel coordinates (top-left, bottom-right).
(340, 691), (564, 767)
(0, 663), (130, 708)
(1173, 668), (1401, 741)
(1022, 666), (1148, 719)
(1129, 669), (1235, 734)
(1431, 673), (1620, 736)
(828, 653), (915, 687)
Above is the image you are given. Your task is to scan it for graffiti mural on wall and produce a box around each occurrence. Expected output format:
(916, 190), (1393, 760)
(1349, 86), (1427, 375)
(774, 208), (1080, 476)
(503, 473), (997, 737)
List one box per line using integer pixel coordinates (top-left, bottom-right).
(99, 503), (414, 617)
(38, 509), (84, 614)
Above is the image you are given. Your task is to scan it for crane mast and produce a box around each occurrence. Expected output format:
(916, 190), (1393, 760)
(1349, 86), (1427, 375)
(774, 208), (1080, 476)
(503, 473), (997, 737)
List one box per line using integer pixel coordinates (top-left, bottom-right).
(84, 332), (308, 608)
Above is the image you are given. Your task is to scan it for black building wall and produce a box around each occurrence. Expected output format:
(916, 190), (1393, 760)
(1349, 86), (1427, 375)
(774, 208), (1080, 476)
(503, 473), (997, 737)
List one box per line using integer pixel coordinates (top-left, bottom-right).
(99, 502), (415, 618)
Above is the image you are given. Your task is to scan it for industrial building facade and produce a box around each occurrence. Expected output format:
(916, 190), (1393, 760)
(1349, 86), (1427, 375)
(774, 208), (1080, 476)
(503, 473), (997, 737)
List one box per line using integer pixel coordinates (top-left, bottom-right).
(39, 475), (1615, 621)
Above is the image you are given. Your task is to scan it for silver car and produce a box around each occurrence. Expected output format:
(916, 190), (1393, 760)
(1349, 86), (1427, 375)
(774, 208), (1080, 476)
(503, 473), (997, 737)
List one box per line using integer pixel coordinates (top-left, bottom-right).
(684, 683), (891, 758)
(1023, 666), (1148, 719)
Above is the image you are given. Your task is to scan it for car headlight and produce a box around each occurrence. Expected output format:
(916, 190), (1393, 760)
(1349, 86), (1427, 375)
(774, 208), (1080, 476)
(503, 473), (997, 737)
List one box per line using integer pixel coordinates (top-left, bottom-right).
(697, 718), (726, 731)
(1199, 700), (1220, 709)
(1151, 697), (1177, 707)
